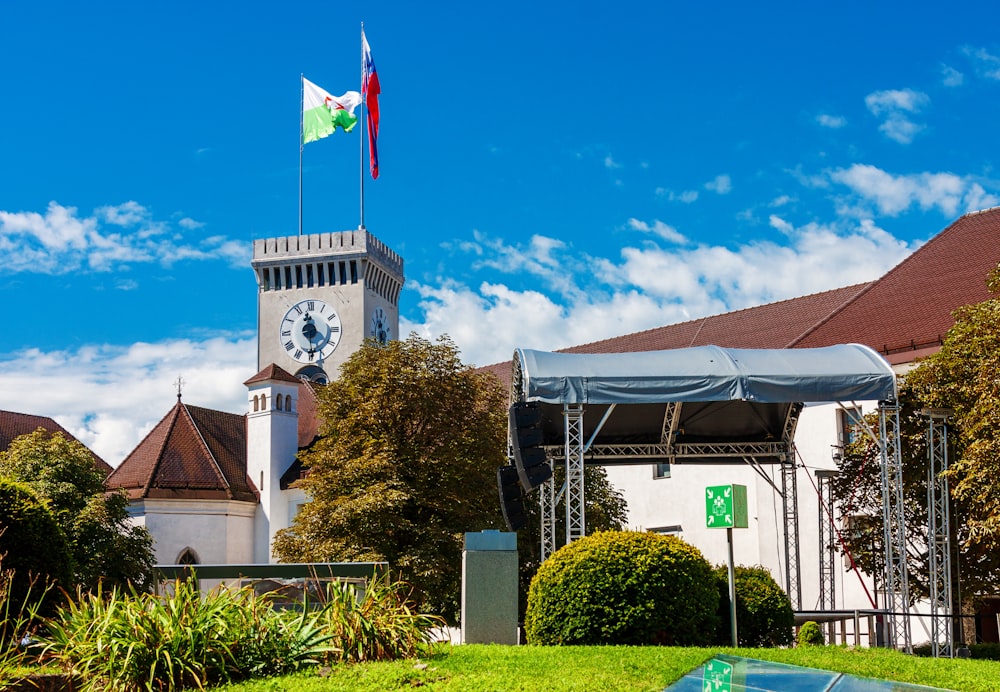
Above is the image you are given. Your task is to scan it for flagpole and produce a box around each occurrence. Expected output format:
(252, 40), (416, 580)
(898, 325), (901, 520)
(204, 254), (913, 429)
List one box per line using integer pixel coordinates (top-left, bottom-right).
(359, 22), (366, 231)
(299, 73), (304, 236)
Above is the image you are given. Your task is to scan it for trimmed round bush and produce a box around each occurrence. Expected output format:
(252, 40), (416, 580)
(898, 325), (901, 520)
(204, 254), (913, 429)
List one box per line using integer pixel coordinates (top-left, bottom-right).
(797, 620), (825, 646)
(714, 565), (794, 647)
(0, 478), (73, 615)
(524, 530), (719, 645)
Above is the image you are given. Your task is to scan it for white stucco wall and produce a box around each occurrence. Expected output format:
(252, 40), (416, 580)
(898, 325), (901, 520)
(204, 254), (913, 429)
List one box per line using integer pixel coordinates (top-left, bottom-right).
(604, 401), (884, 613)
(129, 499), (256, 565)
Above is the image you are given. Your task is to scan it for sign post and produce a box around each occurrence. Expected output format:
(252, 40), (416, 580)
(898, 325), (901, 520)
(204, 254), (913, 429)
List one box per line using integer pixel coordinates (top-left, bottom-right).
(706, 484), (748, 647)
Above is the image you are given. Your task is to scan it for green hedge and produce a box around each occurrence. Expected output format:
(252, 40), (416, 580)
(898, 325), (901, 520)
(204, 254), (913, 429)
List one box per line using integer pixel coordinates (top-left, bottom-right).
(525, 530), (719, 645)
(714, 565), (794, 647)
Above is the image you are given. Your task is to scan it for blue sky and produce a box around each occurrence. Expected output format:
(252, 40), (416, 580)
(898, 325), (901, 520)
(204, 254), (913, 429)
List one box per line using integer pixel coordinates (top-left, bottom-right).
(2, 1), (1000, 463)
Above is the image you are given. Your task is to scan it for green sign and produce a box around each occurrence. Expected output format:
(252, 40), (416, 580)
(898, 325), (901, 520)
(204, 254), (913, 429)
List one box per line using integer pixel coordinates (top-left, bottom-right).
(702, 658), (733, 692)
(705, 484), (748, 529)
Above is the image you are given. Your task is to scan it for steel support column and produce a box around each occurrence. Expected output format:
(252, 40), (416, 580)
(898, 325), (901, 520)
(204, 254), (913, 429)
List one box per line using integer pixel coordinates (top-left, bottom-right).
(816, 470), (838, 639)
(781, 453), (802, 610)
(925, 409), (953, 658)
(879, 402), (912, 652)
(564, 404), (586, 545)
(539, 466), (556, 561)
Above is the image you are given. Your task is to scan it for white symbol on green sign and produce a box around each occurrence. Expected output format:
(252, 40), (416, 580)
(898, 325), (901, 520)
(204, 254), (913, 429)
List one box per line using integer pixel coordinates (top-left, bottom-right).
(702, 658), (733, 692)
(705, 484), (748, 529)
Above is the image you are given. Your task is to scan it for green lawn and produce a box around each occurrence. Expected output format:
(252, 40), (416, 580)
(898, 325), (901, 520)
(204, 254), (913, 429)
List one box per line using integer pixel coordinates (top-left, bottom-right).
(209, 644), (1000, 692)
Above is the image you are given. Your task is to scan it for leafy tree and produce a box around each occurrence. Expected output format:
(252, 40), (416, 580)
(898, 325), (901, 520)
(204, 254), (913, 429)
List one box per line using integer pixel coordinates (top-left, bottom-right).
(0, 477), (73, 617)
(0, 429), (155, 592)
(831, 264), (1000, 601)
(273, 335), (509, 621)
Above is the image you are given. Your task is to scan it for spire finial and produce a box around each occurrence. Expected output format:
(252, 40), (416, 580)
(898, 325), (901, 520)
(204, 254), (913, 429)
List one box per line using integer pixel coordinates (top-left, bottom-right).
(174, 375), (185, 401)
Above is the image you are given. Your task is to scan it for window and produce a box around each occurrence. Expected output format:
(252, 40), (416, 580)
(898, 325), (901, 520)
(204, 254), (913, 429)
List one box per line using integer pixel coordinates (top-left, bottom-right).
(653, 462), (671, 479)
(260, 393), (267, 410)
(177, 548), (199, 565)
(837, 407), (863, 448)
(285, 395), (292, 411)
(276, 395), (283, 411)
(252, 395), (259, 412)
(648, 524), (683, 536)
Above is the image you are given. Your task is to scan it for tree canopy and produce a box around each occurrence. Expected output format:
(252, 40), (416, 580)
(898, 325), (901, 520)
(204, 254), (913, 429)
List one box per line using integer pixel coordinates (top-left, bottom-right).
(0, 429), (155, 592)
(273, 335), (509, 620)
(832, 264), (1000, 600)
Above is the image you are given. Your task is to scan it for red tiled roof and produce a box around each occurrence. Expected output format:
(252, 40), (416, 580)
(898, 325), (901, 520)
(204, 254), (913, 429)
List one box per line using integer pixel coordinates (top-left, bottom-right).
(244, 364), (301, 386)
(107, 400), (257, 502)
(481, 207), (1000, 387)
(0, 409), (112, 475)
(792, 207), (1000, 355)
(479, 283), (872, 387)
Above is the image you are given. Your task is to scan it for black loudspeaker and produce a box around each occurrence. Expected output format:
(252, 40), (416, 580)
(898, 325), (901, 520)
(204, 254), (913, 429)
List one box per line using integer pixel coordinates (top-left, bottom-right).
(497, 464), (527, 531)
(509, 401), (552, 491)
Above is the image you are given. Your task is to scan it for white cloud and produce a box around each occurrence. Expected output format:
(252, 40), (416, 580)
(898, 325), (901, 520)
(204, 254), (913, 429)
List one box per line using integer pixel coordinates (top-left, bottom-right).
(604, 155), (622, 169)
(0, 336), (256, 465)
(828, 164), (1000, 217)
(962, 46), (1000, 80)
(627, 218), (688, 244)
(656, 188), (699, 203)
(0, 201), (248, 275)
(864, 89), (929, 144)
(402, 220), (917, 368)
(705, 174), (732, 195)
(941, 64), (964, 87)
(179, 217), (206, 230)
(816, 114), (847, 129)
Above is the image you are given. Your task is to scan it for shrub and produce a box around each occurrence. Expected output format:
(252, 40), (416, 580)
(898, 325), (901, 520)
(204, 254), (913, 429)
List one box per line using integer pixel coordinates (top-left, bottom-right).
(524, 530), (719, 645)
(315, 575), (444, 662)
(969, 643), (1000, 661)
(0, 479), (73, 616)
(714, 565), (794, 647)
(798, 620), (825, 646)
(45, 580), (336, 691)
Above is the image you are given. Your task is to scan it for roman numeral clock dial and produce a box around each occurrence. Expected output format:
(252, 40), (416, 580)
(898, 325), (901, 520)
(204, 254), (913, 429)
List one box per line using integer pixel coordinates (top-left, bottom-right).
(279, 299), (342, 364)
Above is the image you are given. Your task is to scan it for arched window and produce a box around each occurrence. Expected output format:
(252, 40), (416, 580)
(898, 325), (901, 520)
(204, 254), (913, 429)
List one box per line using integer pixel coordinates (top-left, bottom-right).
(285, 395), (293, 411)
(177, 548), (199, 565)
(252, 395), (259, 412)
(276, 395), (283, 411)
(261, 393), (267, 410)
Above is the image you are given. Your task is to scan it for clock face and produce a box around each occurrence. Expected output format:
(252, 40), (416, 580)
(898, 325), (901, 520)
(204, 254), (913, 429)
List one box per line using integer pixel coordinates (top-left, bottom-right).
(369, 306), (390, 345)
(279, 299), (342, 363)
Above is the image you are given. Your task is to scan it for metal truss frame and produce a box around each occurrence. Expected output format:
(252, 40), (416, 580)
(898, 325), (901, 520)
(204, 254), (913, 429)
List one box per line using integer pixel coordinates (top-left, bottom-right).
(564, 405), (586, 546)
(816, 470), (838, 629)
(781, 455), (802, 610)
(878, 402), (912, 652)
(925, 410), (953, 658)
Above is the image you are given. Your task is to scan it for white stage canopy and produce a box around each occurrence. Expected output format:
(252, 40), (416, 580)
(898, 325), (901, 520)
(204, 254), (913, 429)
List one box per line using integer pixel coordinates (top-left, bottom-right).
(510, 344), (897, 463)
(514, 344), (897, 405)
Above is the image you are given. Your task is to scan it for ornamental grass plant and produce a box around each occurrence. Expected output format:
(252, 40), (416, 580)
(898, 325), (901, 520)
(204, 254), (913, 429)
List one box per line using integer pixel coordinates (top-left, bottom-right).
(44, 579), (338, 691)
(315, 575), (444, 663)
(41, 573), (440, 691)
(0, 551), (50, 687)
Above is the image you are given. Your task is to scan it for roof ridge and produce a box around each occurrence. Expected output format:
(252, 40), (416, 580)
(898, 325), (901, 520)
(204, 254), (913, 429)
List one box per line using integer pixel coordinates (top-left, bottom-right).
(785, 282), (875, 347)
(560, 282), (872, 354)
(143, 403), (182, 496)
(179, 403), (234, 499)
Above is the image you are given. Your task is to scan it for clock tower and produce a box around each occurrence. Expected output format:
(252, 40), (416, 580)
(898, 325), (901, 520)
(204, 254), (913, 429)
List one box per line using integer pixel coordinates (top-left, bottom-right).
(251, 229), (403, 383)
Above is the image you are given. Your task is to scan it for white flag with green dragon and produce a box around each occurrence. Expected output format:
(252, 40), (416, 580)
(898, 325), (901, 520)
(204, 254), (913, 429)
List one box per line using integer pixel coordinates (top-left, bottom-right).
(302, 77), (361, 143)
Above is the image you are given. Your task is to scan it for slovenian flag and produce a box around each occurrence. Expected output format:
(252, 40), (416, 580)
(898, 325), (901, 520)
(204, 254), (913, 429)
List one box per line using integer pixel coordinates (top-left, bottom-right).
(302, 77), (361, 144)
(362, 30), (381, 179)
